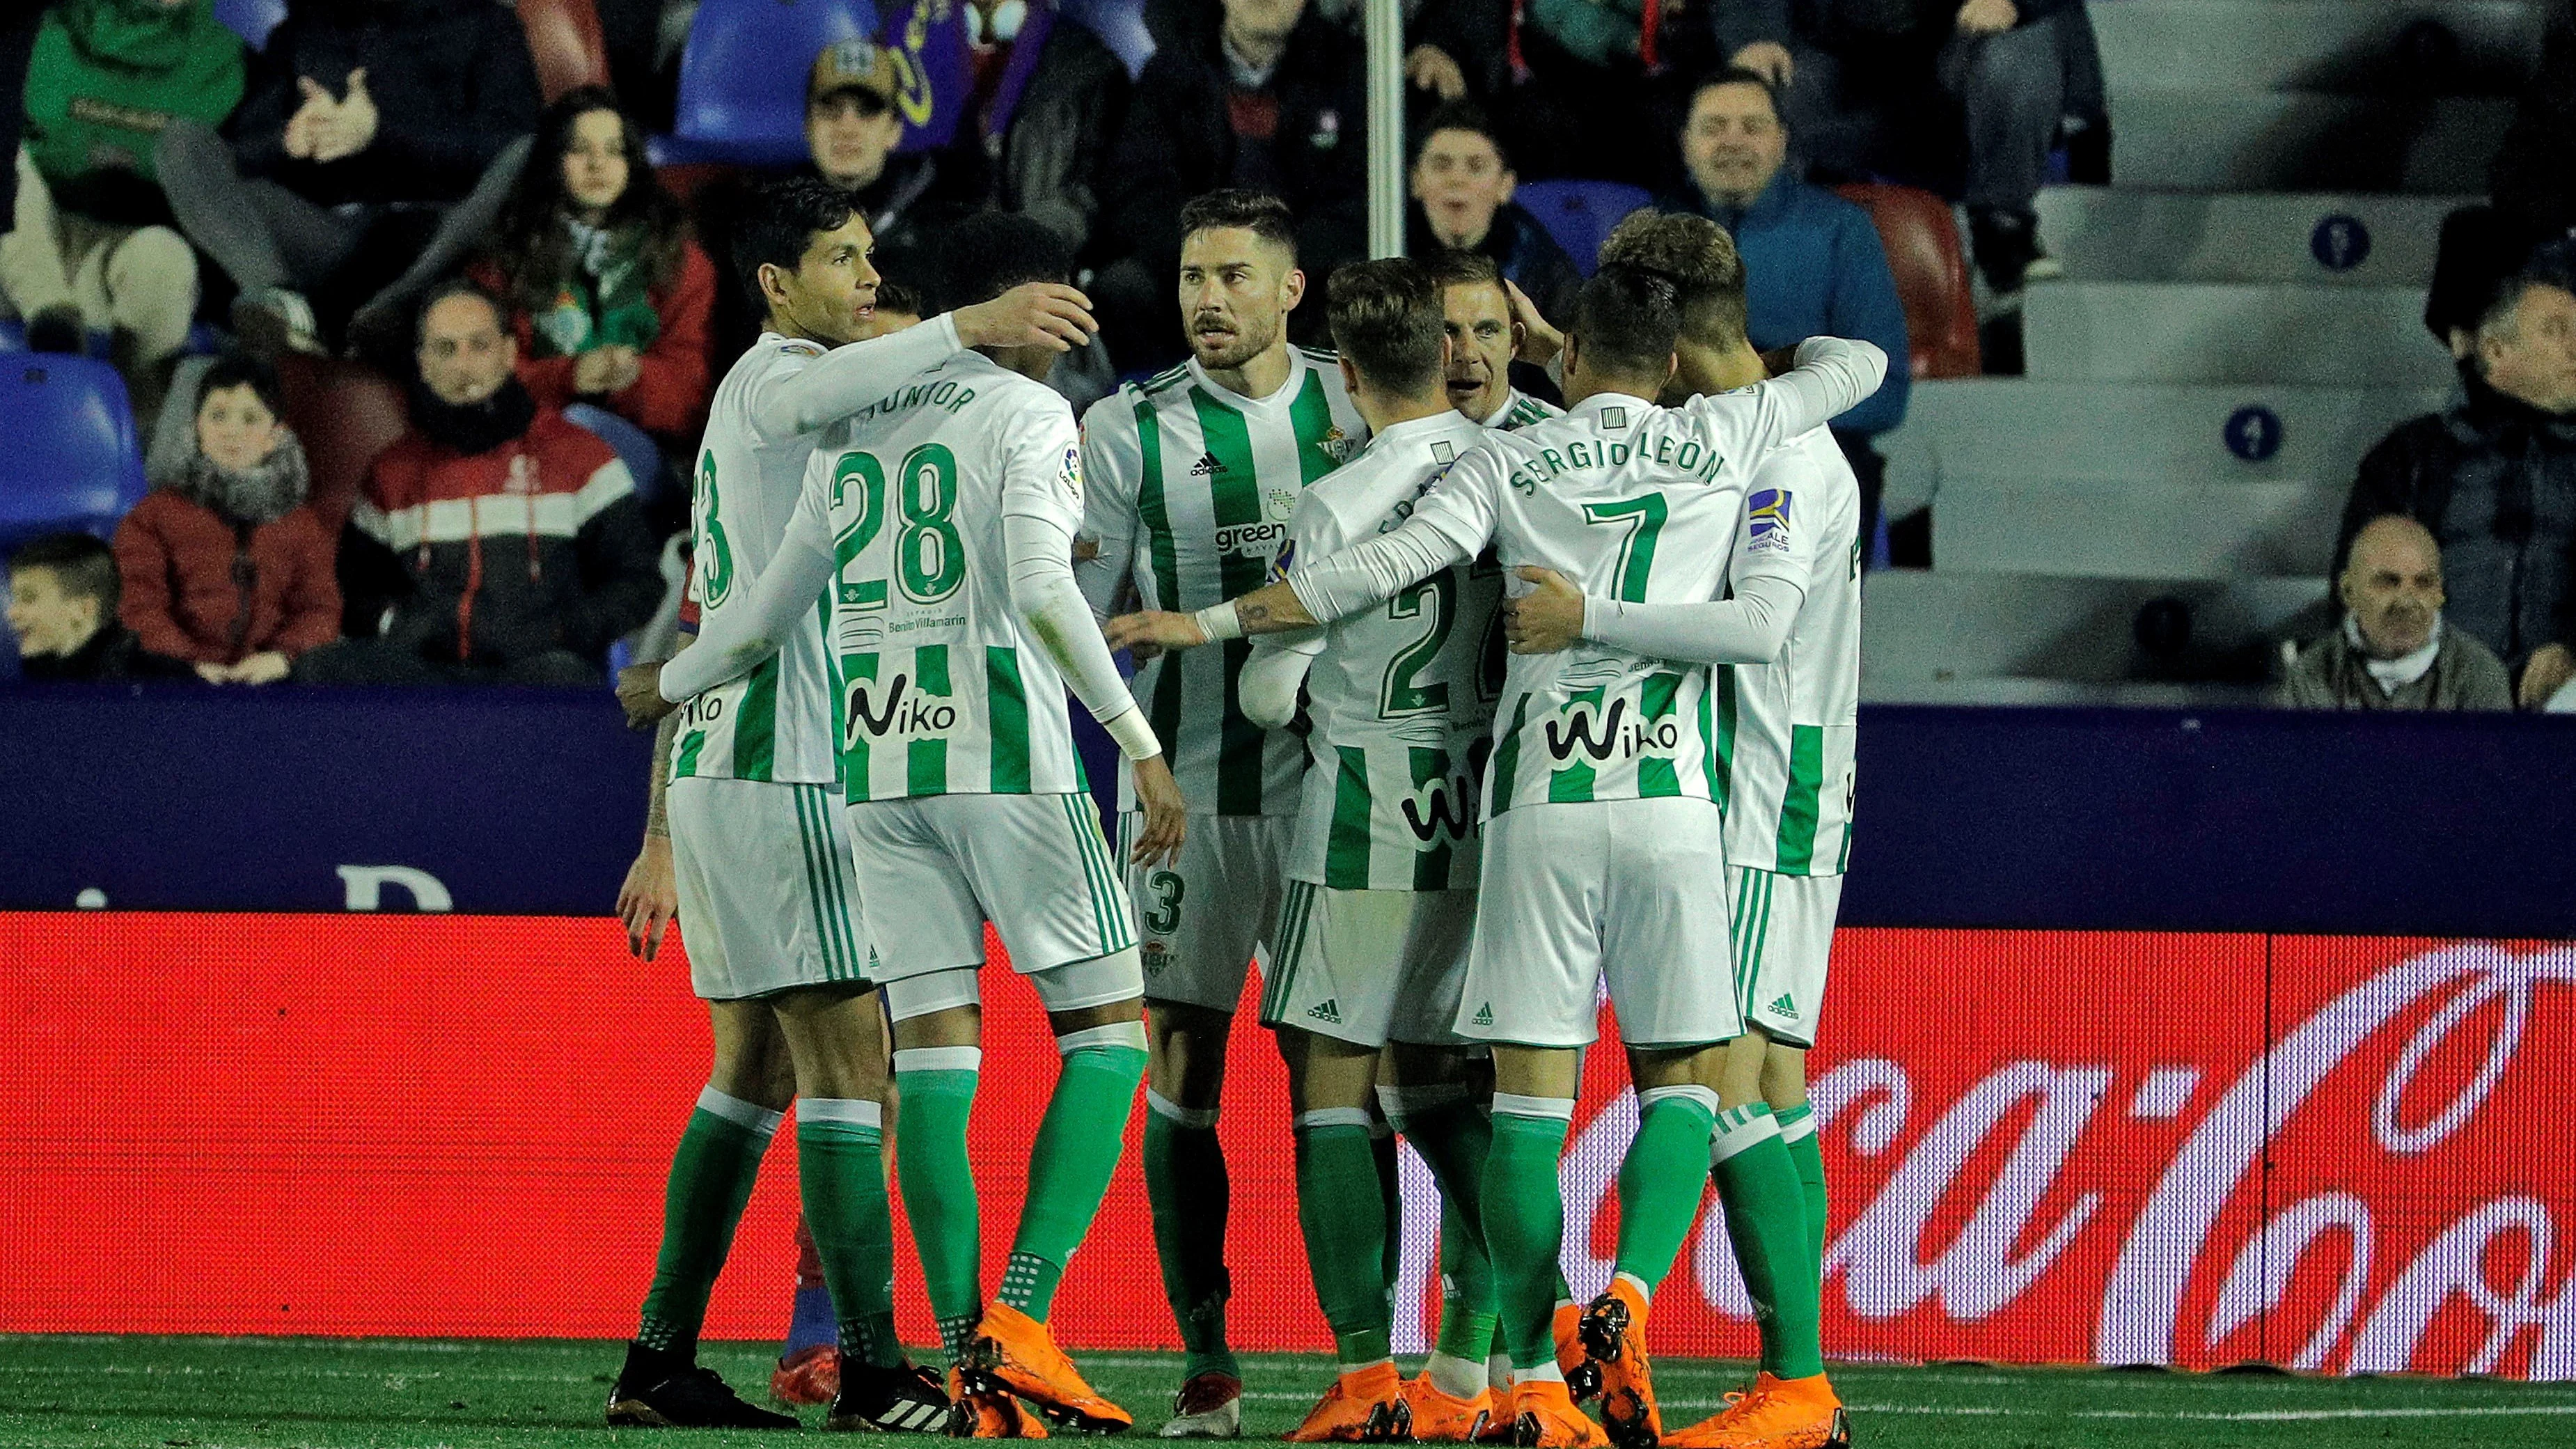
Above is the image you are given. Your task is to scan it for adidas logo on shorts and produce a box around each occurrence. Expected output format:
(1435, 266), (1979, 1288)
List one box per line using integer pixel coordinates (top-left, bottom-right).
(1768, 993), (1799, 1019)
(1305, 998), (1342, 1024)
(1471, 1003), (1494, 1027)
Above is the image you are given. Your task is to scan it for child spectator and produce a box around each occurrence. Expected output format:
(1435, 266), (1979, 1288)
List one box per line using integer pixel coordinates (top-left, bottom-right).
(1406, 102), (1580, 321)
(7, 532), (182, 681)
(469, 88), (716, 448)
(3, 0), (246, 405)
(113, 354), (339, 684)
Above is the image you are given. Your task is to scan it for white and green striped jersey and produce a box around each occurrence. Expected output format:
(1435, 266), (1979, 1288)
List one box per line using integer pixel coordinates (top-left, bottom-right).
(1077, 350), (1367, 815)
(1718, 430), (1862, 876)
(1271, 411), (1500, 891)
(802, 351), (1094, 802)
(671, 334), (849, 785)
(1478, 387), (1562, 432)
(1354, 391), (1816, 815)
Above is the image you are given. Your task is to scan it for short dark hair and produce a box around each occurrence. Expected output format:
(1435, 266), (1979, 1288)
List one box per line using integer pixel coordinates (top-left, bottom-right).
(2479, 241), (2576, 339)
(8, 531), (118, 616)
(1599, 212), (1748, 345)
(1569, 263), (1682, 378)
(931, 211), (1074, 315)
(197, 352), (285, 418)
(733, 175), (863, 308)
(1327, 258), (1446, 397)
(1690, 68), (1784, 123)
(1413, 100), (1511, 171)
(872, 277), (924, 319)
(1422, 249), (1503, 292)
(1179, 189), (1298, 263)
(414, 278), (507, 348)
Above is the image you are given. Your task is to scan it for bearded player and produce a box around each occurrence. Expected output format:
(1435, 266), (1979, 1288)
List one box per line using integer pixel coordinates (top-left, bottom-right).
(1075, 189), (1369, 1439)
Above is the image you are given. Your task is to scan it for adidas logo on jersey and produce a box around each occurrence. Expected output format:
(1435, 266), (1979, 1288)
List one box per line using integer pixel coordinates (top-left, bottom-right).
(1768, 994), (1800, 1020)
(1305, 998), (1343, 1024)
(1471, 1003), (1494, 1027)
(1190, 452), (1223, 476)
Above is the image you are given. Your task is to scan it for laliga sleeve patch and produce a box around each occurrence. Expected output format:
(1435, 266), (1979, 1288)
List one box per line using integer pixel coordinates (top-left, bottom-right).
(1266, 540), (1298, 583)
(1745, 488), (1793, 553)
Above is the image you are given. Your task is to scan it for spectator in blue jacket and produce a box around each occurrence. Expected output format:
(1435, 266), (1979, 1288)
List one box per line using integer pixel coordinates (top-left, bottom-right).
(1666, 70), (1910, 542)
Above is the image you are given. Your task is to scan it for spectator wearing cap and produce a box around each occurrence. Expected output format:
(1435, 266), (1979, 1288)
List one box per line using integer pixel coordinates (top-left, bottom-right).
(1666, 71), (1910, 535)
(155, 0), (542, 359)
(1714, 0), (2080, 292)
(804, 38), (976, 285)
(469, 88), (716, 449)
(1096, 0), (1368, 367)
(297, 281), (662, 687)
(8, 532), (185, 682)
(113, 354), (339, 685)
(4, 0), (244, 402)
(1407, 102), (1581, 322)
(2280, 515), (2511, 712)
(2341, 254), (2576, 710)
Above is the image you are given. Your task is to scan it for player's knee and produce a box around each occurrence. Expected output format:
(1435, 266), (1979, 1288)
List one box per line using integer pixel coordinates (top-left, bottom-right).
(1761, 1043), (1809, 1111)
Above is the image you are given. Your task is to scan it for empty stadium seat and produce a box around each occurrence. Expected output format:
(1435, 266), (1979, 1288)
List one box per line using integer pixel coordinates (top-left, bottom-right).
(2091, 0), (2542, 97)
(564, 404), (666, 506)
(1860, 570), (2326, 695)
(2110, 91), (2513, 193)
(1511, 180), (1655, 276)
(213, 0), (286, 50)
(1835, 183), (1980, 379)
(668, 0), (879, 167)
(2034, 189), (2467, 285)
(274, 356), (408, 533)
(518, 0), (613, 102)
(2021, 282), (2454, 386)
(1060, 0), (1156, 77)
(0, 359), (148, 543)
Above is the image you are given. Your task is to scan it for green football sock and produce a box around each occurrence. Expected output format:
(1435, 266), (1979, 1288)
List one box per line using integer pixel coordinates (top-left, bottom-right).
(1372, 1123), (1404, 1297)
(1617, 1086), (1718, 1294)
(894, 1047), (984, 1363)
(796, 1100), (903, 1369)
(1144, 1093), (1240, 1379)
(636, 1087), (780, 1355)
(997, 1024), (1147, 1322)
(1711, 1103), (1823, 1380)
(1388, 1086), (1498, 1365)
(1775, 1102), (1829, 1298)
(1483, 1099), (1574, 1372)
(1295, 1112), (1395, 1368)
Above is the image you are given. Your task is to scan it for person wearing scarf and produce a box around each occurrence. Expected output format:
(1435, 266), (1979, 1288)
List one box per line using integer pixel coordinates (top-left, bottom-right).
(2280, 515), (2510, 712)
(469, 88), (714, 446)
(111, 354), (341, 683)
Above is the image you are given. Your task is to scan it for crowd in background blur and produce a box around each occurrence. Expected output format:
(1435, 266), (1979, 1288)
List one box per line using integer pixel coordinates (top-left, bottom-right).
(0, 0), (2573, 712)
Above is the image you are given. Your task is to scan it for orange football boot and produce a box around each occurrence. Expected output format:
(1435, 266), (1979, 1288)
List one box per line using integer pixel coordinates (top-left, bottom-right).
(1660, 1373), (1848, 1449)
(1550, 1303), (1597, 1402)
(950, 1366), (1050, 1439)
(1285, 1362), (1411, 1443)
(1399, 1373), (1495, 1442)
(964, 1303), (1131, 1433)
(1507, 1378), (1608, 1448)
(1576, 1280), (1659, 1448)
(772, 1343), (840, 1407)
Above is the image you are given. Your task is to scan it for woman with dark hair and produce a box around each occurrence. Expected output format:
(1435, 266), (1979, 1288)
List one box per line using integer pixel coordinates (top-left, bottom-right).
(111, 353), (340, 684)
(469, 86), (716, 442)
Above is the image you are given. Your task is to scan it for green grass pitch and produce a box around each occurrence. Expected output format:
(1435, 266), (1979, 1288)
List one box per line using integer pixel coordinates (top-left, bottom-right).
(2, 1338), (2572, 1449)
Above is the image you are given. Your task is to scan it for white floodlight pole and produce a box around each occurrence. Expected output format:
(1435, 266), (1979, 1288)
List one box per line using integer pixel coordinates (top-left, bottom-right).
(1365, 0), (1406, 258)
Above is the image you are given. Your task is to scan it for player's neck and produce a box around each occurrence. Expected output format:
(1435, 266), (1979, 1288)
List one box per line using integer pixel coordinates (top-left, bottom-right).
(766, 308), (829, 348)
(1562, 370), (1667, 409)
(1353, 382), (1452, 434)
(978, 343), (1057, 382)
(1688, 339), (1768, 394)
(1202, 343), (1293, 402)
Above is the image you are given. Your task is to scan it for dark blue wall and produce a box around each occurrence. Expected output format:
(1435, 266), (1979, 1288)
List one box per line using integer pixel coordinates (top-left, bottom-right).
(6, 688), (2572, 935)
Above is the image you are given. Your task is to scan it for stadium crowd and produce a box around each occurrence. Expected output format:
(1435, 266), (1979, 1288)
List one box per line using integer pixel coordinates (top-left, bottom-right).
(0, 0), (2573, 712)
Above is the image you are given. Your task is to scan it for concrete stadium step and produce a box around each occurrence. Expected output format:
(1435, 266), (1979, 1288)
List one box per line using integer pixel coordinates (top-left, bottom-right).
(1932, 476), (2346, 579)
(2033, 189), (2468, 285)
(2020, 283), (2456, 386)
(1879, 380), (2449, 512)
(2108, 91), (2513, 192)
(1860, 571), (2327, 688)
(2094, 0), (2545, 96)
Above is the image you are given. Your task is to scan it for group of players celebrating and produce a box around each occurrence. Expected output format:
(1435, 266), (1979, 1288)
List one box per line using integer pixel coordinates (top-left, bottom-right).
(608, 173), (1874, 1449)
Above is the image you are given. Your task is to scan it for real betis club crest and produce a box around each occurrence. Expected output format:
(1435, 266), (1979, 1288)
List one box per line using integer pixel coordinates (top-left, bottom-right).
(1321, 426), (1360, 464)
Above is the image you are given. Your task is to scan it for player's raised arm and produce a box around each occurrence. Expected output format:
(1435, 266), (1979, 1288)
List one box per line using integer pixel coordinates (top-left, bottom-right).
(1679, 335), (1888, 458)
(747, 282), (1096, 438)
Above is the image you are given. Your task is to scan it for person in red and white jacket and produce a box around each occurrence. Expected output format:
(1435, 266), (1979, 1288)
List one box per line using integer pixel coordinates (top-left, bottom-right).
(297, 280), (666, 685)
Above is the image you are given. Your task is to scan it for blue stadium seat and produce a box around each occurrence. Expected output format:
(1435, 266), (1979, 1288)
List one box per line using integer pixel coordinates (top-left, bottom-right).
(0, 358), (148, 544)
(666, 0), (878, 167)
(213, 0), (288, 50)
(1511, 180), (1656, 276)
(564, 403), (666, 508)
(1060, 0), (1154, 79)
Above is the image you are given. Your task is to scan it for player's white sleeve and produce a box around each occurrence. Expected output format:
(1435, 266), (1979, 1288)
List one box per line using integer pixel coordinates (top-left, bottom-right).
(1284, 451), (1500, 625)
(1239, 639), (1315, 729)
(1580, 572), (1807, 665)
(744, 313), (966, 439)
(1074, 395), (1142, 620)
(1003, 403), (1161, 760)
(1679, 336), (1887, 458)
(659, 477), (835, 700)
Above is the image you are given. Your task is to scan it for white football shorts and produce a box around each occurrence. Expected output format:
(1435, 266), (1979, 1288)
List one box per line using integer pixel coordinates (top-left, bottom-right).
(1116, 810), (1291, 1013)
(1729, 866), (1844, 1049)
(846, 792), (1138, 994)
(1259, 882), (1476, 1049)
(668, 776), (874, 1001)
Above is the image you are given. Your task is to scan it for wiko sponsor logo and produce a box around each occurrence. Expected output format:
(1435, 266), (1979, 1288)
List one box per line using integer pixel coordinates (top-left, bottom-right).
(1541, 698), (1679, 763)
(843, 673), (957, 746)
(1399, 774), (1479, 843)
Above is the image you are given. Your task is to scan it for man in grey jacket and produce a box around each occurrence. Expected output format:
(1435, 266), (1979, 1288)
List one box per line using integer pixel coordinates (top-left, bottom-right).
(2281, 515), (2512, 712)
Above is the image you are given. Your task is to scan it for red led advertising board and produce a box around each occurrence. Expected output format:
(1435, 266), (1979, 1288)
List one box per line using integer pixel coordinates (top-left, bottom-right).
(3, 916), (2567, 1378)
